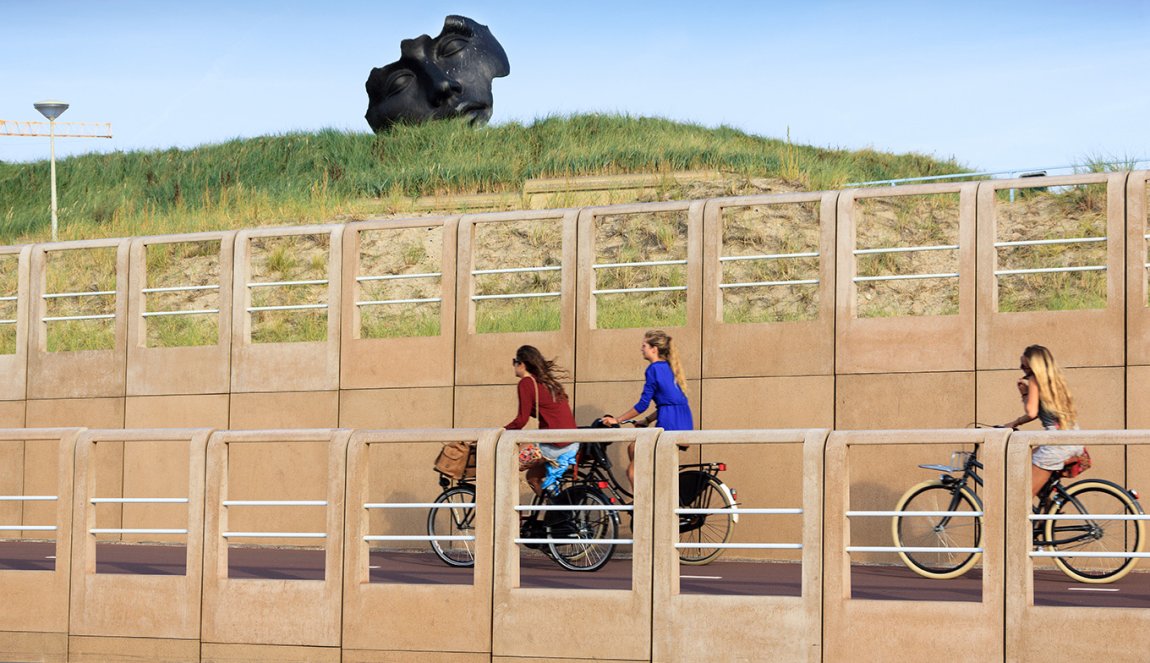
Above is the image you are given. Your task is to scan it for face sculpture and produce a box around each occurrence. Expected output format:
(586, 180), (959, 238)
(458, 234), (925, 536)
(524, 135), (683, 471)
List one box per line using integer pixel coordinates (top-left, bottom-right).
(365, 15), (510, 132)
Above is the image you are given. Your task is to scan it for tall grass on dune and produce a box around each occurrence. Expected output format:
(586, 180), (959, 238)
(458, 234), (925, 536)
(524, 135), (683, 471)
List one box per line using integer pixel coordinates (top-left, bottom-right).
(0, 114), (965, 244)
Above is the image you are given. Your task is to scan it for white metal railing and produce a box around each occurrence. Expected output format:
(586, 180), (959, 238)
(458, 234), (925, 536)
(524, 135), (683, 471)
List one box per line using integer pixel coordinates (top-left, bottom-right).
(593, 259), (688, 297)
(247, 279), (328, 314)
(843, 159), (1150, 187)
(142, 284), (221, 318)
(1025, 512), (1150, 558)
(995, 236), (1108, 277)
(472, 265), (561, 302)
(361, 501), (476, 543)
(0, 493), (58, 531)
(675, 506), (802, 550)
(356, 273), (443, 309)
(88, 496), (191, 535)
(513, 502), (634, 545)
(845, 509), (984, 554)
(719, 251), (820, 291)
(853, 244), (960, 284)
(41, 290), (116, 323)
(0, 294), (15, 326)
(220, 499), (328, 539)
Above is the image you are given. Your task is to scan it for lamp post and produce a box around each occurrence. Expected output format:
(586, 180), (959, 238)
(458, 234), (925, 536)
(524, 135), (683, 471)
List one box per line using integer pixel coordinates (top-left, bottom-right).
(33, 100), (69, 241)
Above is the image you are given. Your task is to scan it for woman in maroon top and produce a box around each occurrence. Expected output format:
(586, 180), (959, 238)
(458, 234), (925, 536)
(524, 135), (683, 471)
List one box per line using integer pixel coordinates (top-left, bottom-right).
(505, 345), (578, 495)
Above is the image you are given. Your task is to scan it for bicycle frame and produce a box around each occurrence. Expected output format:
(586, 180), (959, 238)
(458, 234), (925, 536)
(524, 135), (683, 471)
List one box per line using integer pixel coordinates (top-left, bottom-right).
(1033, 475), (1099, 549)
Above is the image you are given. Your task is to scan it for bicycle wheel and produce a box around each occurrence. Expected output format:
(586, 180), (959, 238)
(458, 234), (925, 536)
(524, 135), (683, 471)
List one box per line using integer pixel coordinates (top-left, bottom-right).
(1044, 478), (1145, 583)
(427, 485), (477, 568)
(547, 485), (619, 572)
(678, 473), (734, 565)
(892, 480), (982, 579)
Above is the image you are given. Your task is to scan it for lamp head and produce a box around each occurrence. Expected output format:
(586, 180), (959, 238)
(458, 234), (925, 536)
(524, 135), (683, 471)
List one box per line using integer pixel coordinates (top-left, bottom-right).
(33, 100), (69, 121)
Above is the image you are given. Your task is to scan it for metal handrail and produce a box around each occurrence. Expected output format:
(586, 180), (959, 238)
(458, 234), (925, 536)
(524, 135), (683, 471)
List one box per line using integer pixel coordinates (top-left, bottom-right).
(142, 308), (220, 318)
(247, 303), (327, 313)
(593, 285), (687, 295)
(473, 291), (561, 301)
(91, 497), (188, 504)
(0, 525), (56, 531)
(720, 252), (818, 262)
(854, 273), (959, 283)
(995, 237), (1106, 248)
(247, 279), (328, 288)
(720, 279), (819, 289)
(854, 244), (958, 255)
(42, 313), (115, 322)
(357, 272), (441, 282)
(844, 159), (1150, 187)
(223, 500), (327, 506)
(594, 259), (687, 269)
(848, 510), (984, 517)
(995, 266), (1106, 277)
(0, 495), (57, 501)
(676, 542), (802, 550)
(365, 502), (475, 509)
(221, 531), (326, 539)
(473, 266), (560, 275)
(141, 285), (219, 293)
(43, 290), (115, 299)
(849, 545), (982, 553)
(357, 297), (441, 307)
(91, 528), (188, 535)
(367, 534), (475, 542)
(676, 507), (798, 515)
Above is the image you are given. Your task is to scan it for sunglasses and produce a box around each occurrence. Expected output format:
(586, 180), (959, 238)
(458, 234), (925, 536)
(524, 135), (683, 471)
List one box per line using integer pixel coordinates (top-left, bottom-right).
(512, 358), (522, 365)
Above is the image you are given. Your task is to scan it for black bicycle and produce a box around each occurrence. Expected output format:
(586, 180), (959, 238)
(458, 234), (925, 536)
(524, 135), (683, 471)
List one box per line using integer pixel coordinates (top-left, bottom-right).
(578, 419), (738, 565)
(427, 471), (620, 572)
(892, 445), (1145, 583)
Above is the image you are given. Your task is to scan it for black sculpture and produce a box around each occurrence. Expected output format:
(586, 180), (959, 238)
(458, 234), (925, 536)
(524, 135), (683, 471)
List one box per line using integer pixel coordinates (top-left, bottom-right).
(365, 15), (510, 132)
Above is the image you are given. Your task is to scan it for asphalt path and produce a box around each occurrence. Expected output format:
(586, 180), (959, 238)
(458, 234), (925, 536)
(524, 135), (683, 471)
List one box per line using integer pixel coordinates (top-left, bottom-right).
(1, 541), (1147, 607)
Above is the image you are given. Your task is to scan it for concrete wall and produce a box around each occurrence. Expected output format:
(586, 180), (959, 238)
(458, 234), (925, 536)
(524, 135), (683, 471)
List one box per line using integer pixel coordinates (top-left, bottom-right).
(0, 426), (1147, 661)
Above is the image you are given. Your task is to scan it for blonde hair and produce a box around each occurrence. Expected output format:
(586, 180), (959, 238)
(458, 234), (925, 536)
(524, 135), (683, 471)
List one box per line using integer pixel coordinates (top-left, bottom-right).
(644, 330), (686, 392)
(1024, 345), (1077, 429)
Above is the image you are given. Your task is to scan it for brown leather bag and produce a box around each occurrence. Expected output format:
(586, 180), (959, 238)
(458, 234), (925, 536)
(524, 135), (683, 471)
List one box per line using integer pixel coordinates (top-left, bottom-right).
(434, 441), (477, 480)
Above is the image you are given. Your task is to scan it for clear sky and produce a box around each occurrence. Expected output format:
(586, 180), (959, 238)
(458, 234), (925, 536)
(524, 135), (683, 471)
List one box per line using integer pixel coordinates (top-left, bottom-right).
(2, 0), (1147, 172)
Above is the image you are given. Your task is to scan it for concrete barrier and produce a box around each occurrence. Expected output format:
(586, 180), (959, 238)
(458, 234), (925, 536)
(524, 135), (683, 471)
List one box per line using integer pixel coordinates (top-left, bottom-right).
(0, 428), (81, 663)
(67, 428), (211, 662)
(652, 429), (827, 662)
(0, 246), (30, 406)
(493, 427), (658, 662)
(1005, 430), (1150, 662)
(342, 428), (498, 662)
(822, 428), (1010, 663)
(200, 429), (350, 662)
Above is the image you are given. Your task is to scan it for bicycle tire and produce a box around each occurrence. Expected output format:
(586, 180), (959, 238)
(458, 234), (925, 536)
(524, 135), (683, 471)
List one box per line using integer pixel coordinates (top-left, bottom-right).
(1044, 478), (1144, 584)
(547, 485), (619, 572)
(678, 473), (734, 565)
(892, 480), (983, 579)
(427, 485), (477, 568)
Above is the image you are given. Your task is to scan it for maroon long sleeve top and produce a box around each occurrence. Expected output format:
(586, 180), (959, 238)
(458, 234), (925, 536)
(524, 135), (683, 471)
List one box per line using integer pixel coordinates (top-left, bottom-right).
(505, 376), (577, 445)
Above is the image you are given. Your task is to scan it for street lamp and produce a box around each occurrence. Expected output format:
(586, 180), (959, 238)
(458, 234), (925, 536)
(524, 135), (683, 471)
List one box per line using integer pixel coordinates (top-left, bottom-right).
(34, 100), (69, 241)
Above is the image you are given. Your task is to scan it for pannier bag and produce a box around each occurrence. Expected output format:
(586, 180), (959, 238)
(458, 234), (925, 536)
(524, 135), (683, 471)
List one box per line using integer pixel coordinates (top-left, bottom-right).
(434, 441), (477, 480)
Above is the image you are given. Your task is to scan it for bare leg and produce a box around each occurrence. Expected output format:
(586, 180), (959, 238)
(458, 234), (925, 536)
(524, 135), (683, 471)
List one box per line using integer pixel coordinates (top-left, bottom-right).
(525, 463), (546, 495)
(1031, 463), (1053, 498)
(626, 441), (635, 487)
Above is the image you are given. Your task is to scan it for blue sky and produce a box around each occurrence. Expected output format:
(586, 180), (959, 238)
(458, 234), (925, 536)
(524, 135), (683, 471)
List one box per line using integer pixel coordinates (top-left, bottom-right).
(2, 0), (1148, 172)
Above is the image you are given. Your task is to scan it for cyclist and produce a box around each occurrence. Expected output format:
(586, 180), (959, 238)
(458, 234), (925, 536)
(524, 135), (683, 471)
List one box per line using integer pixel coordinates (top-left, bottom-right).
(602, 330), (694, 486)
(505, 345), (578, 496)
(998, 344), (1084, 497)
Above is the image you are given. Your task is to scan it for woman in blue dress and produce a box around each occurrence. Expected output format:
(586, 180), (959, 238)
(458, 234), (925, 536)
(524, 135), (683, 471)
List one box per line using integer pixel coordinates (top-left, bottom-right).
(602, 330), (694, 485)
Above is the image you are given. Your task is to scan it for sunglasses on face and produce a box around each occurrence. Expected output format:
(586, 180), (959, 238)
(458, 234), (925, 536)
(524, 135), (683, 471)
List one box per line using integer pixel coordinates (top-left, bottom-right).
(512, 358), (521, 365)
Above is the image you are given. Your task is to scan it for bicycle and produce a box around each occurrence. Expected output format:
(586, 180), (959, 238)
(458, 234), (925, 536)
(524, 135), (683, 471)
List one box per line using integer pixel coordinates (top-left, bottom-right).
(427, 470), (620, 572)
(578, 418), (739, 565)
(891, 444), (1146, 583)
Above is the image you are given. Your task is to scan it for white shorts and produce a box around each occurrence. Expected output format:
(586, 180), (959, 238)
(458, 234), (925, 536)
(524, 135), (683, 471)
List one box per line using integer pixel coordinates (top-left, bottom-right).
(540, 442), (578, 462)
(1032, 445), (1086, 471)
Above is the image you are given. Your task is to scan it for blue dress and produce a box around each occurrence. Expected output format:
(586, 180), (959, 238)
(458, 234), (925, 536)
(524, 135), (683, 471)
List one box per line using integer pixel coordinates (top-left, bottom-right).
(633, 361), (694, 430)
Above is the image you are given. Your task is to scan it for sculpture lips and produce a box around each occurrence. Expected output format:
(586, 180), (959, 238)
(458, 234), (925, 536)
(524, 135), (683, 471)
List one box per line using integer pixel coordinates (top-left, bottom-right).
(455, 102), (491, 125)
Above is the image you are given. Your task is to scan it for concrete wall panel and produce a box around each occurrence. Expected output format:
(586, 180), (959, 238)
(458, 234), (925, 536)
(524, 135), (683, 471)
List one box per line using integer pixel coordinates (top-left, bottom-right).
(1127, 171), (1149, 366)
(228, 390), (338, 429)
(1129, 366), (1150, 428)
(28, 239), (130, 399)
(69, 430), (211, 642)
(836, 371), (974, 429)
(125, 394), (230, 428)
(342, 429), (498, 656)
(823, 429), (1010, 663)
(0, 430), (80, 640)
(837, 183), (976, 374)
(977, 173), (1126, 370)
(0, 246), (30, 401)
(201, 429), (350, 648)
(576, 202), (703, 383)
(653, 430), (826, 663)
(67, 635), (200, 662)
(201, 642), (341, 663)
(341, 217), (458, 390)
(572, 379), (699, 429)
(339, 387), (454, 428)
(0, 401), (25, 427)
(127, 232), (235, 396)
(455, 210), (577, 386)
(699, 376), (833, 429)
(0, 631), (68, 663)
(1006, 431), (1150, 662)
(977, 366), (1125, 431)
(26, 397), (124, 428)
(702, 192), (836, 378)
(493, 427), (658, 661)
(230, 225), (343, 393)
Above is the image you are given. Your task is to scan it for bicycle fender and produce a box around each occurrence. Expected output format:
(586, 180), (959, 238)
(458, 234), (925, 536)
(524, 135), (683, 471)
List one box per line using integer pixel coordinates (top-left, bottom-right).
(719, 481), (739, 523)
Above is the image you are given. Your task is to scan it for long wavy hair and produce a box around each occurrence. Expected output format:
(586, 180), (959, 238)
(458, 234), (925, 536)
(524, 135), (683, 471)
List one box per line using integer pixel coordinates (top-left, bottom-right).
(644, 330), (687, 392)
(514, 345), (568, 400)
(1024, 344), (1077, 429)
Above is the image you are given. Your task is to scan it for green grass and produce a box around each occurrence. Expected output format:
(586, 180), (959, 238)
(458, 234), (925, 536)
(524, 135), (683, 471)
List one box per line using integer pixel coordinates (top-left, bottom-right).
(0, 114), (966, 244)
